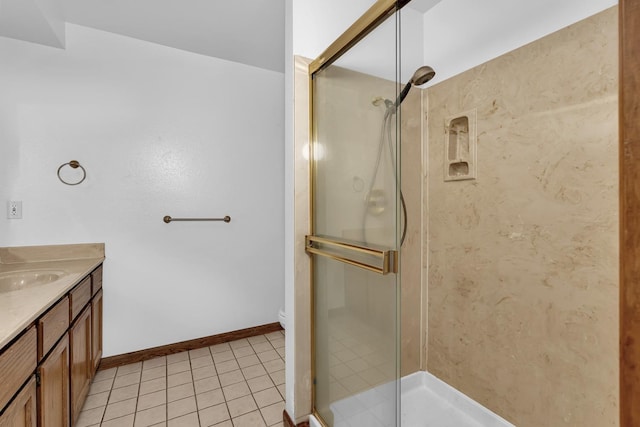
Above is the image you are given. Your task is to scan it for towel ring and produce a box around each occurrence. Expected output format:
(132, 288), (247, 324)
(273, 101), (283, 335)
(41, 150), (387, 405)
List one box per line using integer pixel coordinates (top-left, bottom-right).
(57, 160), (86, 185)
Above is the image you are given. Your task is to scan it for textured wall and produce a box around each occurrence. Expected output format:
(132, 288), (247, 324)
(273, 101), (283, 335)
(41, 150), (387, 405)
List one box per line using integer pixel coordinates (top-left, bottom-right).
(0, 24), (285, 356)
(426, 7), (618, 427)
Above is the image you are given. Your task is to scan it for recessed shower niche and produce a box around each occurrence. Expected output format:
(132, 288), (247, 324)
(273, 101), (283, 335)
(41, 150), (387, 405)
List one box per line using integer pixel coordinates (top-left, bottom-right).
(444, 109), (477, 181)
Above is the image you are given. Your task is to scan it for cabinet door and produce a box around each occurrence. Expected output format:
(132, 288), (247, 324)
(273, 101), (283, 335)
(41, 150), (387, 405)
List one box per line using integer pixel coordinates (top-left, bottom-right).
(91, 290), (103, 374)
(0, 377), (36, 427)
(38, 335), (70, 427)
(70, 306), (92, 425)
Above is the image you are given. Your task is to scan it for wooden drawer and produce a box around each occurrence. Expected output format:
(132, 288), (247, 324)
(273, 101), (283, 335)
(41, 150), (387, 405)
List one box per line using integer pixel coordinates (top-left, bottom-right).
(91, 265), (103, 296)
(70, 277), (91, 322)
(0, 327), (37, 411)
(38, 297), (69, 361)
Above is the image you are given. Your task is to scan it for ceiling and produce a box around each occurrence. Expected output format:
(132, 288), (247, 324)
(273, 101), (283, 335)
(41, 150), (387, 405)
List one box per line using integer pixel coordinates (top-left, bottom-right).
(60, 0), (438, 75)
(0, 0), (442, 74)
(62, 0), (286, 73)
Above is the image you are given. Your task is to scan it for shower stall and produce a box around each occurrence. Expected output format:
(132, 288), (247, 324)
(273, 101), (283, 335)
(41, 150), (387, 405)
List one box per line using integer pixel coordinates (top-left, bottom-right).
(300, 0), (619, 426)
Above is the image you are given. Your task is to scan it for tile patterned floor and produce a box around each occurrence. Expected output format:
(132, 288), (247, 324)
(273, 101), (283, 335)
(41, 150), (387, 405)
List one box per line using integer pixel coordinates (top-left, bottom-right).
(76, 331), (286, 427)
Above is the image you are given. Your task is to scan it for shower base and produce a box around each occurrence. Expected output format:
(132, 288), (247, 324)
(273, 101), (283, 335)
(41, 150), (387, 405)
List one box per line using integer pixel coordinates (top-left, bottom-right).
(309, 371), (514, 427)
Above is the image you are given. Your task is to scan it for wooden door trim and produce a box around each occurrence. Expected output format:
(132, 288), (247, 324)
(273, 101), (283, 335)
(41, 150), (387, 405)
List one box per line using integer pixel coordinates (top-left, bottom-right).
(620, 0), (640, 425)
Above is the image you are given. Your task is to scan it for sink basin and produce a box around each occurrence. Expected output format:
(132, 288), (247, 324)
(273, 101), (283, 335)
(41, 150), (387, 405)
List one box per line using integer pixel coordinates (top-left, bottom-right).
(0, 270), (66, 293)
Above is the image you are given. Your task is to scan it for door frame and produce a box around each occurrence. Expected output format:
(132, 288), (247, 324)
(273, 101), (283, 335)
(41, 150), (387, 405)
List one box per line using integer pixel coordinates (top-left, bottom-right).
(619, 0), (640, 425)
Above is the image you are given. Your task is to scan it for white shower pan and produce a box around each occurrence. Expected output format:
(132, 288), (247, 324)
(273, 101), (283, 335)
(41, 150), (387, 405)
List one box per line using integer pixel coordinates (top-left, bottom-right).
(309, 371), (515, 427)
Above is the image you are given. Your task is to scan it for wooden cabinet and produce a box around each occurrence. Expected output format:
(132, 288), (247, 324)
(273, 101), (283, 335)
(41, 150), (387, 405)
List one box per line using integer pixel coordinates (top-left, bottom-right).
(70, 306), (92, 424)
(37, 297), (69, 361)
(38, 334), (70, 427)
(0, 377), (36, 427)
(0, 328), (36, 412)
(91, 290), (103, 374)
(69, 277), (91, 322)
(1, 263), (103, 427)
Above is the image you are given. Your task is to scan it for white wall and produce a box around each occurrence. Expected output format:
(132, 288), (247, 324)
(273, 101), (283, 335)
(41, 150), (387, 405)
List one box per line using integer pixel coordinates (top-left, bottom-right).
(0, 24), (285, 356)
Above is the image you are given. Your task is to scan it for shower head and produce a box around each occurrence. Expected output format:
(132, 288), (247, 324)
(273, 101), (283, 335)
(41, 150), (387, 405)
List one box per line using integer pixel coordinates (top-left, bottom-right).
(410, 65), (436, 86)
(395, 65), (436, 107)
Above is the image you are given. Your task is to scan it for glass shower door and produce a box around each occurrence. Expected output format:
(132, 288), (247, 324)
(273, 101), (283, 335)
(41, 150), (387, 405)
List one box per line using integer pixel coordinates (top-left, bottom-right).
(307, 6), (401, 427)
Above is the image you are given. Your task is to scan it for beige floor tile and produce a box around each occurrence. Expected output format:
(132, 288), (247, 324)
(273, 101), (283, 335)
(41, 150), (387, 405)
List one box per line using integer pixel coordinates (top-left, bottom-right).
(103, 398), (137, 421)
(276, 384), (285, 399)
(94, 367), (117, 382)
(198, 402), (229, 426)
(189, 347), (211, 359)
(166, 351), (189, 364)
(113, 372), (141, 389)
(210, 342), (231, 354)
(139, 378), (167, 396)
(262, 359), (285, 373)
(167, 412), (199, 427)
(236, 354), (260, 368)
(222, 381), (251, 401)
(260, 401), (285, 426)
(194, 376), (221, 394)
(226, 395), (257, 418)
(212, 350), (235, 364)
(75, 406), (105, 427)
(167, 360), (191, 375)
(192, 365), (217, 381)
(141, 366), (166, 382)
(167, 371), (192, 388)
(191, 355), (214, 369)
(89, 378), (114, 395)
(231, 410), (266, 427)
(196, 389), (225, 410)
(264, 332), (283, 341)
(253, 387), (282, 409)
(231, 346), (255, 358)
(117, 363), (142, 377)
(219, 370), (244, 387)
(109, 384), (139, 405)
(250, 342), (273, 353)
(276, 348), (286, 359)
(82, 391), (109, 410)
(102, 414), (135, 427)
(269, 339), (285, 349)
(228, 339), (250, 350)
(247, 335), (267, 345)
(257, 350), (280, 364)
(143, 357), (167, 370)
(80, 336), (291, 427)
(241, 364), (267, 380)
(268, 370), (285, 386)
(137, 390), (166, 411)
(133, 405), (166, 427)
(214, 359), (239, 374)
(269, 422), (284, 427)
(247, 375), (274, 393)
(167, 396), (197, 420)
(168, 382), (195, 403)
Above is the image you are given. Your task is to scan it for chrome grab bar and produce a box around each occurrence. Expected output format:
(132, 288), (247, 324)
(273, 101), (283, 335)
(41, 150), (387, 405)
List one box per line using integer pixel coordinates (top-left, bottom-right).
(305, 235), (397, 275)
(163, 215), (231, 223)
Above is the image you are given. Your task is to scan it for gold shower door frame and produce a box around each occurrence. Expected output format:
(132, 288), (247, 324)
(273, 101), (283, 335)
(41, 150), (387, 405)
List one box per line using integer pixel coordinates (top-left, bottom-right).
(306, 1), (410, 425)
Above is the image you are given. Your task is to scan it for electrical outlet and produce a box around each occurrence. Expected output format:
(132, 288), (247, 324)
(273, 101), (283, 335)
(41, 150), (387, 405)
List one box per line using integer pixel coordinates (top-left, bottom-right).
(7, 201), (22, 219)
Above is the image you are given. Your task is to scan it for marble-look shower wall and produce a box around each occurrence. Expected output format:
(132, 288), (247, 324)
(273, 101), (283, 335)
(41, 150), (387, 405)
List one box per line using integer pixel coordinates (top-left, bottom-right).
(426, 7), (618, 427)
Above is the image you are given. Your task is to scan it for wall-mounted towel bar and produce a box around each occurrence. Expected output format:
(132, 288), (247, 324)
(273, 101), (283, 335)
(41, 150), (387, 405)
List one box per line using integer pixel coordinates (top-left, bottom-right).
(163, 215), (231, 224)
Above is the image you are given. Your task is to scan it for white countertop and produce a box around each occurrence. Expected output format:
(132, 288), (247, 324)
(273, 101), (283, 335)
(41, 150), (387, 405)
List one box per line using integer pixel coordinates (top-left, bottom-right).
(0, 244), (105, 349)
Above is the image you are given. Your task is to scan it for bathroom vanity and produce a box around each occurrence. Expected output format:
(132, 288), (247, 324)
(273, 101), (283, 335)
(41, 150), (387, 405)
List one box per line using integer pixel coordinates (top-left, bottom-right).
(0, 244), (105, 427)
